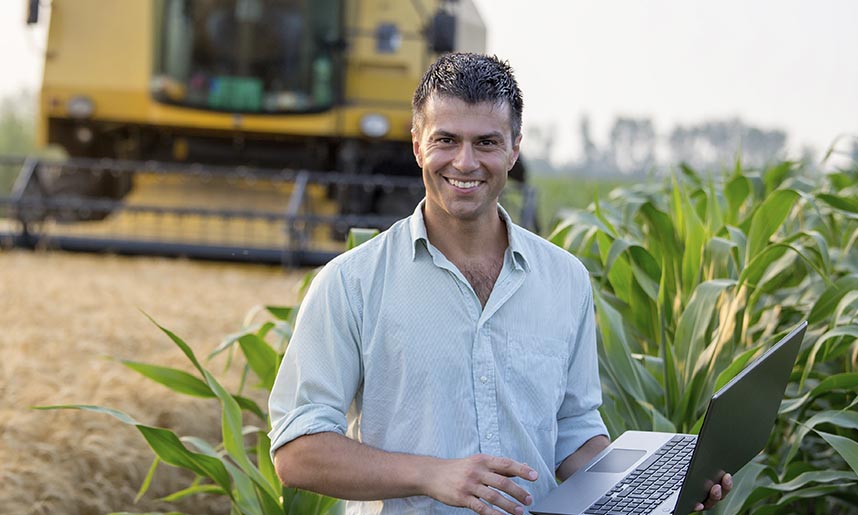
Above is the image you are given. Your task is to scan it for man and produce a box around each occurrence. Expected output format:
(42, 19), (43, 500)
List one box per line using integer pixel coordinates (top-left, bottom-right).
(268, 53), (730, 515)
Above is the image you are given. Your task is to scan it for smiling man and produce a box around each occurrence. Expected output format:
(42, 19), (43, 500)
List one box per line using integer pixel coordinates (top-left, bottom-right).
(267, 53), (728, 515)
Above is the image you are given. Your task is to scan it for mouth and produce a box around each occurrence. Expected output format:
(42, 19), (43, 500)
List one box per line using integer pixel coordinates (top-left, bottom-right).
(445, 177), (481, 189)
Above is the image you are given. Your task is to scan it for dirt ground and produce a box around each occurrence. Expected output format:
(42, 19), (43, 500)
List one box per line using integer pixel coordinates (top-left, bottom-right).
(0, 249), (311, 514)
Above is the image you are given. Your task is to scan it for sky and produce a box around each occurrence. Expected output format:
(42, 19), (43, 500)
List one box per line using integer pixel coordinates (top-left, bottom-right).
(3, 0), (857, 164)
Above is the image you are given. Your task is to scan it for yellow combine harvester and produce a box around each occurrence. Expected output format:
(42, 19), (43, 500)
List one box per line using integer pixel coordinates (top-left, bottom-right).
(2, 0), (536, 265)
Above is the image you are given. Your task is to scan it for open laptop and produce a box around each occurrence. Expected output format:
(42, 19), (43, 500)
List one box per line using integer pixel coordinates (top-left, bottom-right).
(531, 321), (807, 515)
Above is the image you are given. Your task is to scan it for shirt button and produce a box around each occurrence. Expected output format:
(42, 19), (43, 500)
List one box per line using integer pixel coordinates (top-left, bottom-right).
(486, 432), (493, 440)
(480, 375), (488, 384)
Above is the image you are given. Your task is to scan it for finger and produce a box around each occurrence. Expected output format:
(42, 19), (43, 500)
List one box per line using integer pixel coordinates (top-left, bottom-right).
(475, 485), (526, 515)
(465, 495), (510, 515)
(693, 502), (704, 512)
(722, 473), (733, 495)
(482, 472), (533, 506)
(703, 484), (723, 509)
(487, 456), (538, 482)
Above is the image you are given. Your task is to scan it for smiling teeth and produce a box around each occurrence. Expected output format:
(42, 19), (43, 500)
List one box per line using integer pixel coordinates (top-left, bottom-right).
(448, 178), (479, 188)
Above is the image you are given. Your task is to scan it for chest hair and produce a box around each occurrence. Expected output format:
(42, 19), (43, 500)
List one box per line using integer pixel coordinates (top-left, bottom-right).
(460, 256), (504, 308)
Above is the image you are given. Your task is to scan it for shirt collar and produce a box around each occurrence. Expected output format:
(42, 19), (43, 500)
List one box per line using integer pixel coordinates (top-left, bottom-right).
(408, 199), (530, 272)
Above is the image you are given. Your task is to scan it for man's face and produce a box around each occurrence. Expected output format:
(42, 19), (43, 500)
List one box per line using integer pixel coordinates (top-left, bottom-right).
(412, 95), (521, 227)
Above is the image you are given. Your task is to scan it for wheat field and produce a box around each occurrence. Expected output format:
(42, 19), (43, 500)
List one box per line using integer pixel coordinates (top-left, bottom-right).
(0, 249), (310, 515)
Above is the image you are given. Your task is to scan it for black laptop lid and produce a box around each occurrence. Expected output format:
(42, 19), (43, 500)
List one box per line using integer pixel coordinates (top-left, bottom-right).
(673, 321), (807, 515)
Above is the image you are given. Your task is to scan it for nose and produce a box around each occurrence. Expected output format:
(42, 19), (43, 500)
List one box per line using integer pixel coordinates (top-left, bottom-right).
(453, 143), (479, 173)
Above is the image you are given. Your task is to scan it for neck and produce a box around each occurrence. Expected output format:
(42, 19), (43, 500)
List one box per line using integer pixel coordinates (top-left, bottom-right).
(423, 204), (508, 263)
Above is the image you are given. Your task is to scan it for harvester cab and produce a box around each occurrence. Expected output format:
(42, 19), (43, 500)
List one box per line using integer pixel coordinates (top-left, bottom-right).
(1, 0), (537, 265)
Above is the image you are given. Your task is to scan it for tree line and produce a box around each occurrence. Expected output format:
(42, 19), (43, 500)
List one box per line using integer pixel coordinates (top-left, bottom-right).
(525, 114), (858, 178)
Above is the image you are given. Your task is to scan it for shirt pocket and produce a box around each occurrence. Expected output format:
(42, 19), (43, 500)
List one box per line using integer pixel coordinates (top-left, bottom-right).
(505, 332), (569, 431)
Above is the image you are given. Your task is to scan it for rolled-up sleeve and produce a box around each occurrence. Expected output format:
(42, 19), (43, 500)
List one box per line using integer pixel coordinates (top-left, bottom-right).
(554, 279), (608, 470)
(268, 261), (363, 456)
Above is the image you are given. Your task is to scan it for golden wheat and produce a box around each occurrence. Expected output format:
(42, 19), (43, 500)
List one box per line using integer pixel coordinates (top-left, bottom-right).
(0, 249), (308, 515)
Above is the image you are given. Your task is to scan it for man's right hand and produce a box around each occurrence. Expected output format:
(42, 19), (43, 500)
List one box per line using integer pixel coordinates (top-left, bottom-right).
(275, 434), (537, 514)
(424, 454), (538, 515)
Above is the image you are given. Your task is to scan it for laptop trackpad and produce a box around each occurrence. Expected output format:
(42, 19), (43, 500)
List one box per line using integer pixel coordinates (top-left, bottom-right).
(587, 449), (647, 473)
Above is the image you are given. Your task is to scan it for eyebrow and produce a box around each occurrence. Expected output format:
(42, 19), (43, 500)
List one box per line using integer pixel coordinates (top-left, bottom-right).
(431, 130), (506, 142)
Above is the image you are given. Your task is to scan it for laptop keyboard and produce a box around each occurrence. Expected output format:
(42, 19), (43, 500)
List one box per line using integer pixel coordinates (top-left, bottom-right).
(585, 435), (697, 515)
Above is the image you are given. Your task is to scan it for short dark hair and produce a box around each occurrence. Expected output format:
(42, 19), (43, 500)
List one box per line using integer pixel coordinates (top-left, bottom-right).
(412, 53), (523, 139)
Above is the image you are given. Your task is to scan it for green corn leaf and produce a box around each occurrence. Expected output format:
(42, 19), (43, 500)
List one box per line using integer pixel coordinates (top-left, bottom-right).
(255, 482), (287, 515)
(298, 267), (321, 300)
(227, 459), (265, 515)
(636, 399), (676, 433)
(785, 408), (858, 465)
(38, 404), (233, 492)
(661, 335), (682, 423)
(209, 332), (243, 360)
(808, 274), (858, 324)
(814, 431), (858, 476)
(108, 512), (188, 515)
(679, 162), (702, 186)
(135, 456), (161, 503)
(234, 395), (266, 420)
(745, 189), (800, 265)
(809, 373), (858, 398)
(817, 192), (858, 214)
(121, 361), (214, 398)
(265, 306), (295, 321)
(201, 369), (281, 503)
(600, 236), (633, 301)
(160, 484), (228, 502)
(285, 488), (340, 515)
(704, 180), (725, 235)
(593, 288), (646, 401)
(593, 194), (619, 238)
(32, 404), (140, 425)
(673, 280), (734, 383)
(709, 461), (766, 515)
(772, 484), (852, 506)
(712, 344), (763, 391)
(798, 325), (858, 390)
(237, 334), (281, 391)
(725, 225), (747, 267)
(143, 312), (206, 377)
(255, 431), (280, 494)
(629, 246), (661, 301)
(604, 238), (636, 281)
(762, 161), (795, 195)
(347, 227), (379, 249)
(724, 175), (751, 225)
(673, 177), (708, 295)
(180, 435), (221, 457)
(766, 470), (858, 491)
(137, 425), (232, 492)
(738, 244), (789, 289)
(779, 392), (811, 415)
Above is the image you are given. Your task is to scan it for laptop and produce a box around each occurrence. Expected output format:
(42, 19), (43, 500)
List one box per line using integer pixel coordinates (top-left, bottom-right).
(530, 321), (807, 515)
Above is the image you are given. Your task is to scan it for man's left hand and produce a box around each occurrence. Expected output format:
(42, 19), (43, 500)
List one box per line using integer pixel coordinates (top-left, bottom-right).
(693, 473), (732, 511)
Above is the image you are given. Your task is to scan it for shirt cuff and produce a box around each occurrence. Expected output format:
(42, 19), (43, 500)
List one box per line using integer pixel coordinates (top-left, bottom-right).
(268, 403), (348, 459)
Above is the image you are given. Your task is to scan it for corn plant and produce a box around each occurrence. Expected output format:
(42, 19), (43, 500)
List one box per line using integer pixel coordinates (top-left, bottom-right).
(36, 228), (380, 515)
(549, 159), (858, 513)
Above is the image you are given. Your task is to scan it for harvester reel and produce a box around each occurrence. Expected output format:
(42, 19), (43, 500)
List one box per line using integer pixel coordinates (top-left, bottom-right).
(41, 166), (132, 221)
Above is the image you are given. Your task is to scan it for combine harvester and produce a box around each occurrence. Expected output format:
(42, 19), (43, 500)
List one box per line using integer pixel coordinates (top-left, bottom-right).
(0, 0), (537, 266)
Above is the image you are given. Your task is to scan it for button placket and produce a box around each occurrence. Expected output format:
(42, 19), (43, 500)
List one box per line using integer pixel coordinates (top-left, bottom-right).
(473, 323), (500, 455)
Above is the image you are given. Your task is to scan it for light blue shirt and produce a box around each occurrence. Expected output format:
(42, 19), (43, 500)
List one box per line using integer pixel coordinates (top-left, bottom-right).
(268, 202), (607, 514)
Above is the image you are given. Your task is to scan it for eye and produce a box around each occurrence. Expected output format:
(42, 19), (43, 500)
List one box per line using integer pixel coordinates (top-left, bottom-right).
(436, 137), (455, 144)
(477, 139), (499, 147)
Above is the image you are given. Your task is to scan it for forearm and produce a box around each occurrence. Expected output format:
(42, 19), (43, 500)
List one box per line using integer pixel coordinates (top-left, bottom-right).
(273, 432), (437, 501)
(556, 434), (610, 482)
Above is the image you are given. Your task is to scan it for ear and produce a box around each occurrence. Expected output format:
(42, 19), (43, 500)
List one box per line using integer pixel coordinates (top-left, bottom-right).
(508, 133), (522, 171)
(412, 128), (424, 168)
